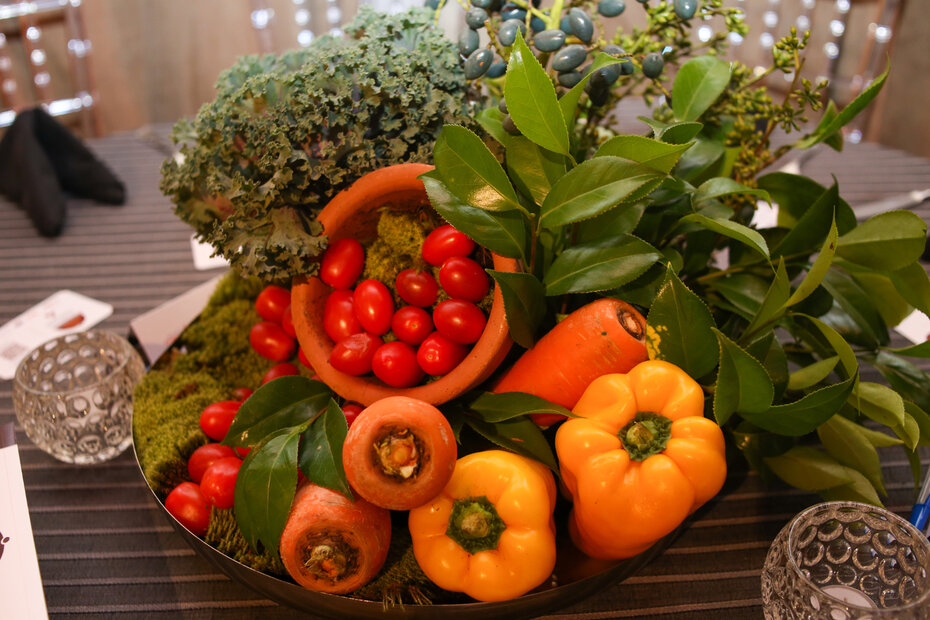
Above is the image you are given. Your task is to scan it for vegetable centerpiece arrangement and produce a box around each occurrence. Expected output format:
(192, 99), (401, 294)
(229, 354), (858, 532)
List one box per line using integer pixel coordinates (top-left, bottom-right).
(140, 0), (930, 610)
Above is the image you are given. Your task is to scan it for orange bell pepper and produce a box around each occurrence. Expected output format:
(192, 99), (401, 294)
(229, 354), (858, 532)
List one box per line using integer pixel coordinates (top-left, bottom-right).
(555, 360), (727, 560)
(407, 450), (557, 602)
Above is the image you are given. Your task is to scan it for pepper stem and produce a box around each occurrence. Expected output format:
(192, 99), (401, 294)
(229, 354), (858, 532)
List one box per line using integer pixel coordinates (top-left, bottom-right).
(619, 411), (672, 461)
(445, 496), (506, 554)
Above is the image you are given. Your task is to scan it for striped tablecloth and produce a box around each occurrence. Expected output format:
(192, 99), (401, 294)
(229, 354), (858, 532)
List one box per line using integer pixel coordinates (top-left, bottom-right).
(1, 119), (929, 619)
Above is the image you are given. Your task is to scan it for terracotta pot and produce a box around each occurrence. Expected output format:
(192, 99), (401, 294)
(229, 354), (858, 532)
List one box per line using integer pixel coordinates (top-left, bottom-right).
(291, 163), (516, 406)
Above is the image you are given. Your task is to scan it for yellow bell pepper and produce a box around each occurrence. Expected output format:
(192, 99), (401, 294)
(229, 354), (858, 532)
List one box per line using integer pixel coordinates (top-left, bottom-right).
(407, 450), (557, 602)
(555, 360), (727, 560)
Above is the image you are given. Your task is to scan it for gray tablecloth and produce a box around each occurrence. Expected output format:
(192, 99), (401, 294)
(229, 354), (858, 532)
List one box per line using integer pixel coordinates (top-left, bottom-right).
(1, 121), (929, 619)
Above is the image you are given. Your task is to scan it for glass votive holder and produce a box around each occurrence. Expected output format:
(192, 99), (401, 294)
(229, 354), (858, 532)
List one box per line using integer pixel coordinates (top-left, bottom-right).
(762, 501), (930, 619)
(12, 329), (145, 464)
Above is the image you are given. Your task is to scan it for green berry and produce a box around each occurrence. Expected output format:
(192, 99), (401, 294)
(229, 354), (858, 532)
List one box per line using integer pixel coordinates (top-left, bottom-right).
(557, 70), (584, 88)
(568, 8), (594, 44)
(500, 3), (526, 21)
(498, 19), (527, 47)
(464, 48), (494, 79)
(598, 0), (625, 17)
(471, 0), (492, 7)
(465, 7), (488, 29)
(487, 60), (507, 78)
(673, 0), (697, 19)
(502, 114), (521, 135)
(530, 16), (546, 32)
(602, 44), (633, 75)
(459, 28), (480, 57)
(552, 44), (587, 72)
(534, 29), (566, 52)
(559, 15), (572, 34)
(425, 0), (442, 9)
(642, 52), (664, 78)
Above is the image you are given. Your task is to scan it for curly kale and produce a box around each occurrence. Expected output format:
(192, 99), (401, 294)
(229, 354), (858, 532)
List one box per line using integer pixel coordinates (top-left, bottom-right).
(160, 7), (474, 284)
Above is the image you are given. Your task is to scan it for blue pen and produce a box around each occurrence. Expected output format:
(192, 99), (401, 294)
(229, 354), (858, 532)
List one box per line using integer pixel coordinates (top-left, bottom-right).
(909, 466), (930, 535)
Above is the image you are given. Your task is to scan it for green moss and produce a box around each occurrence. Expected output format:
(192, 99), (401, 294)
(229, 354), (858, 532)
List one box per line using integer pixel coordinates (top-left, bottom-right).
(361, 209), (437, 289)
(206, 507), (287, 576)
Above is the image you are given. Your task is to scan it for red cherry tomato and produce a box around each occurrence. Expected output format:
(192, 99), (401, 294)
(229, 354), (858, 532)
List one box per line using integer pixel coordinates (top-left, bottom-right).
(235, 447), (251, 459)
(165, 482), (211, 536)
(439, 256), (489, 302)
(320, 238), (365, 289)
(231, 387), (253, 402)
(188, 443), (237, 483)
(391, 305), (433, 346)
(395, 269), (439, 307)
(200, 456), (243, 510)
(262, 362), (299, 384)
(323, 289), (363, 343)
(342, 402), (364, 427)
(281, 303), (296, 337)
(200, 400), (241, 441)
(417, 332), (468, 376)
(432, 299), (488, 344)
(298, 348), (313, 370)
(422, 224), (476, 267)
(371, 341), (424, 388)
(353, 279), (394, 335)
(329, 332), (382, 375)
(249, 321), (296, 362)
(255, 285), (291, 323)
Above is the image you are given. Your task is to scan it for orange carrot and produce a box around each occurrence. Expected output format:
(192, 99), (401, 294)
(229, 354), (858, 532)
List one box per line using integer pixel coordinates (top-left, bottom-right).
(342, 396), (457, 511)
(279, 483), (391, 594)
(491, 298), (649, 426)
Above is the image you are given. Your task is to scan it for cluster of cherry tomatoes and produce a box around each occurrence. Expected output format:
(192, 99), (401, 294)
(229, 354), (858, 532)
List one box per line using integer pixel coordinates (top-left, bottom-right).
(322, 224), (491, 388)
(164, 284), (366, 536)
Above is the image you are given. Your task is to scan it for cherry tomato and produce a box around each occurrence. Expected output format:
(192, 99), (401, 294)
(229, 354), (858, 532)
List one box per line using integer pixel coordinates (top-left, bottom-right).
(298, 348), (313, 370)
(249, 321), (296, 362)
(200, 400), (241, 441)
(439, 256), (489, 302)
(320, 238), (365, 289)
(371, 341), (424, 388)
(353, 279), (394, 335)
(188, 443), (237, 483)
(165, 482), (211, 536)
(391, 306), (433, 346)
(235, 446), (251, 459)
(200, 456), (243, 510)
(323, 289), (363, 343)
(342, 402), (364, 427)
(231, 387), (253, 402)
(432, 299), (487, 344)
(422, 224), (476, 267)
(417, 332), (468, 376)
(395, 269), (439, 307)
(255, 285), (291, 323)
(262, 362), (299, 384)
(281, 303), (296, 337)
(330, 332), (382, 375)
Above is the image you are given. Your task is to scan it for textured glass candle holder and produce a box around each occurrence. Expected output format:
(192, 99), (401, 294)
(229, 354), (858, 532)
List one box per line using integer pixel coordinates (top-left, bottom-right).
(762, 501), (930, 619)
(13, 330), (145, 464)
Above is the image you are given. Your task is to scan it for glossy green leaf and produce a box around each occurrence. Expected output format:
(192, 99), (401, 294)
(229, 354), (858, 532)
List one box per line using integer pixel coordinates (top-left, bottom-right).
(223, 376), (331, 448)
(757, 173), (856, 234)
(772, 181), (839, 259)
(234, 427), (300, 556)
(897, 412), (922, 451)
(505, 136), (569, 206)
(561, 53), (623, 128)
(820, 101), (845, 151)
(540, 156), (663, 229)
(433, 125), (523, 212)
(905, 401), (930, 446)
(887, 340), (930, 358)
(595, 135), (694, 173)
(661, 122), (705, 145)
(740, 375), (856, 436)
(871, 351), (930, 417)
(488, 269), (547, 348)
(846, 269), (914, 328)
(822, 267), (889, 347)
(505, 31), (569, 156)
(469, 391), (573, 423)
(796, 314), (858, 379)
(742, 259), (790, 341)
(709, 273), (769, 320)
(785, 218), (838, 308)
(764, 446), (855, 491)
(836, 210), (927, 271)
(476, 106), (507, 146)
(671, 56), (731, 122)
(819, 467), (883, 506)
(849, 381), (906, 431)
(693, 177), (771, 206)
(889, 262), (930, 316)
(421, 169), (527, 261)
(817, 414), (887, 497)
(544, 235), (662, 296)
(576, 202), (646, 243)
(787, 356), (839, 391)
(675, 138), (725, 182)
(712, 328), (774, 426)
(465, 415), (559, 473)
(646, 267), (718, 379)
(680, 213), (769, 259)
(795, 61), (889, 150)
(298, 400), (352, 498)
(856, 422), (904, 448)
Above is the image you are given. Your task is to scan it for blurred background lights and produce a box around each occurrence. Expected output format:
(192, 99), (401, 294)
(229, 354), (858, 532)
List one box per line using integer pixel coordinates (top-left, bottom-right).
(30, 49), (46, 66)
(830, 19), (845, 37)
(295, 8), (309, 25)
(297, 29), (314, 46)
(796, 15), (810, 31)
(34, 71), (50, 87)
(760, 32), (774, 48)
(835, 0), (850, 13)
(728, 31), (744, 46)
(801, 0), (815, 9)
(824, 41), (840, 59)
(763, 10), (778, 28)
(251, 8), (273, 29)
(26, 26), (41, 41)
(874, 25), (892, 44)
(697, 25), (713, 43)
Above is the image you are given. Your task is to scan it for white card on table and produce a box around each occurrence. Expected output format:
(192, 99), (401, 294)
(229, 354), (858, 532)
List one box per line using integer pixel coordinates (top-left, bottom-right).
(895, 310), (930, 345)
(190, 235), (229, 271)
(0, 290), (113, 380)
(0, 424), (49, 619)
